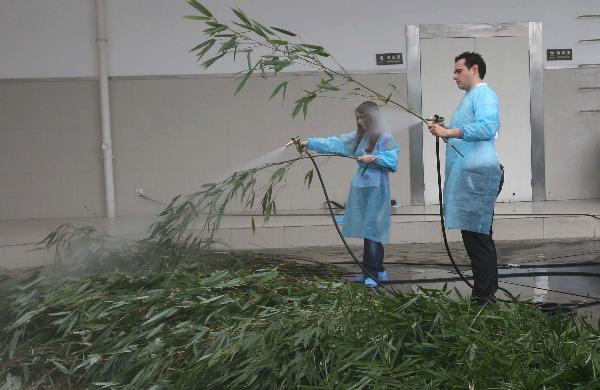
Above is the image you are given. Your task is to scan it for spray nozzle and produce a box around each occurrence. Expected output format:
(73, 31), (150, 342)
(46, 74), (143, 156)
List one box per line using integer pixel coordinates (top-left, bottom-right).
(284, 136), (306, 154)
(425, 114), (445, 124)
(284, 136), (301, 149)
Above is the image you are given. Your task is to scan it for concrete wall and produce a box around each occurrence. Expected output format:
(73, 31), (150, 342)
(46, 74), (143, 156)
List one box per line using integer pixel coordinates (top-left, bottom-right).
(1, 66), (598, 220)
(0, 1), (599, 220)
(0, 80), (104, 219)
(0, 73), (411, 219)
(544, 67), (600, 200)
(109, 72), (412, 216)
(1, 0), (599, 78)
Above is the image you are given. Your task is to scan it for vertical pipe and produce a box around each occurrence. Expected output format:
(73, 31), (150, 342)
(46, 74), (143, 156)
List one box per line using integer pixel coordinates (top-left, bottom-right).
(95, 0), (116, 218)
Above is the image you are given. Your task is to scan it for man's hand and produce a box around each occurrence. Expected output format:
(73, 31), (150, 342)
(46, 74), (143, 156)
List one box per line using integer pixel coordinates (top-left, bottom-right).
(300, 140), (308, 147)
(428, 123), (462, 139)
(428, 123), (449, 138)
(357, 155), (376, 164)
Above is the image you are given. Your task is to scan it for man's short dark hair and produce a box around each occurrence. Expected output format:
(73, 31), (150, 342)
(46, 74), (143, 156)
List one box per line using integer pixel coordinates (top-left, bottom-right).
(455, 51), (486, 79)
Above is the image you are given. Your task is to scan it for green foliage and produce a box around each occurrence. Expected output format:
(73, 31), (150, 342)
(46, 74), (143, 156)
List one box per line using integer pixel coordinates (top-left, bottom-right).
(144, 158), (294, 248)
(187, 0), (212, 18)
(2, 269), (600, 388)
(304, 169), (314, 189)
(6, 6), (596, 388)
(32, 150), (354, 278)
(268, 81), (288, 105)
(185, 2), (421, 121)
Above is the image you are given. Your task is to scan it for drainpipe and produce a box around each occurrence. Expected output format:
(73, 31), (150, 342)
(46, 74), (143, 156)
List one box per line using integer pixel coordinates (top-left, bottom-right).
(95, 0), (116, 218)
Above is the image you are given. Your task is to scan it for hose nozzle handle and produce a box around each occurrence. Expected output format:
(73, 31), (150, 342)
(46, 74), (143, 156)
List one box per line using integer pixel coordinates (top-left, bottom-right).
(284, 136), (301, 149)
(425, 114), (445, 124)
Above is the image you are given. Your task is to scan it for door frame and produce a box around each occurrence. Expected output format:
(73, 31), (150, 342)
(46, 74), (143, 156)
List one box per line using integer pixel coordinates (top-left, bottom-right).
(406, 22), (544, 204)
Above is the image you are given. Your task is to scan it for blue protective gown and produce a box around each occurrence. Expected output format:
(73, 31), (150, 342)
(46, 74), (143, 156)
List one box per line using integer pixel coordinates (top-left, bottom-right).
(307, 131), (399, 244)
(445, 83), (503, 234)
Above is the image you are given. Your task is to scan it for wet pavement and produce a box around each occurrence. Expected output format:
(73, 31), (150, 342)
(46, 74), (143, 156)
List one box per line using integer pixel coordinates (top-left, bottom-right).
(255, 237), (600, 324)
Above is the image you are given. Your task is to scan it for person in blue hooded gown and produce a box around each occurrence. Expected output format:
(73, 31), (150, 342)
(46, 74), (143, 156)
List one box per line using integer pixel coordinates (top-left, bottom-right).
(301, 101), (399, 287)
(428, 52), (504, 304)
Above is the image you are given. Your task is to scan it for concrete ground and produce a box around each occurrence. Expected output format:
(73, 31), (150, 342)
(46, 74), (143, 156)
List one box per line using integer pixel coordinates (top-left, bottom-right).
(1, 199), (599, 322)
(255, 237), (600, 323)
(1, 198), (599, 268)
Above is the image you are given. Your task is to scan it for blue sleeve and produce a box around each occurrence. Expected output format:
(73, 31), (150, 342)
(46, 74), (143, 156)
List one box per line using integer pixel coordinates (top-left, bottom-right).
(374, 134), (399, 172)
(307, 131), (356, 156)
(461, 88), (499, 142)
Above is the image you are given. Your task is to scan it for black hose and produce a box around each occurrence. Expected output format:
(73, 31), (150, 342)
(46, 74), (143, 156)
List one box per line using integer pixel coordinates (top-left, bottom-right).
(300, 138), (600, 310)
(202, 211), (600, 220)
(435, 137), (479, 291)
(303, 147), (396, 293)
(325, 259), (600, 269)
(432, 136), (600, 310)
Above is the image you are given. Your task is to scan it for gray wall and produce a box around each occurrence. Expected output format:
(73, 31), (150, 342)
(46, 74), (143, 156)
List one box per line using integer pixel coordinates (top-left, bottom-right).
(0, 73), (411, 219)
(0, 67), (598, 220)
(544, 67), (600, 200)
(2, 0), (599, 78)
(0, 80), (104, 219)
(109, 72), (412, 216)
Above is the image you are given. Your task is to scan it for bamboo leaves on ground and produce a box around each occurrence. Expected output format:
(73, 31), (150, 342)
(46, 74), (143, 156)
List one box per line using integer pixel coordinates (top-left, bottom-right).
(2, 269), (600, 389)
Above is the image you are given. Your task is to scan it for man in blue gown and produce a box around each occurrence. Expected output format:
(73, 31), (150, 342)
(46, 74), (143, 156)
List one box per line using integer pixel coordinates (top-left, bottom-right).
(428, 52), (504, 304)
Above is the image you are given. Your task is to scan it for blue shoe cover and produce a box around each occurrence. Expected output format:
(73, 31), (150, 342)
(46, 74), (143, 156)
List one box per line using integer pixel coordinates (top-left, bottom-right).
(364, 277), (378, 287)
(378, 271), (388, 282)
(353, 274), (365, 282)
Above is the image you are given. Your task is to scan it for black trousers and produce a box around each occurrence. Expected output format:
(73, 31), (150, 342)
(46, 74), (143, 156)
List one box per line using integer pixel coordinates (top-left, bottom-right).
(461, 230), (498, 302)
(363, 238), (384, 279)
(461, 166), (504, 303)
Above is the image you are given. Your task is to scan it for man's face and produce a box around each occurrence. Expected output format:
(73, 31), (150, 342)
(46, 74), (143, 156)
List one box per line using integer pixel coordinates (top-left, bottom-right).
(453, 59), (477, 91)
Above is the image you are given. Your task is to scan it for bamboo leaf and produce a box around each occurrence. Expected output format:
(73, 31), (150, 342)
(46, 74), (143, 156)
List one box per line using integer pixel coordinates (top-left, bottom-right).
(252, 21), (273, 35)
(268, 81), (288, 102)
(202, 52), (226, 69)
(142, 307), (178, 326)
(184, 15), (211, 21)
(304, 169), (314, 189)
(302, 94), (316, 119)
(235, 60), (260, 95)
(232, 7), (252, 26)
(190, 39), (215, 57)
(232, 21), (253, 31)
(268, 39), (289, 46)
(318, 80), (339, 91)
(281, 81), (287, 105)
(259, 60), (266, 79)
(292, 100), (303, 118)
(187, 0), (213, 18)
(299, 43), (325, 51)
(93, 382), (121, 388)
(271, 26), (297, 37)
(252, 26), (268, 39)
(50, 359), (71, 375)
(219, 37), (237, 54)
(204, 25), (227, 35)
(146, 323), (165, 339)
